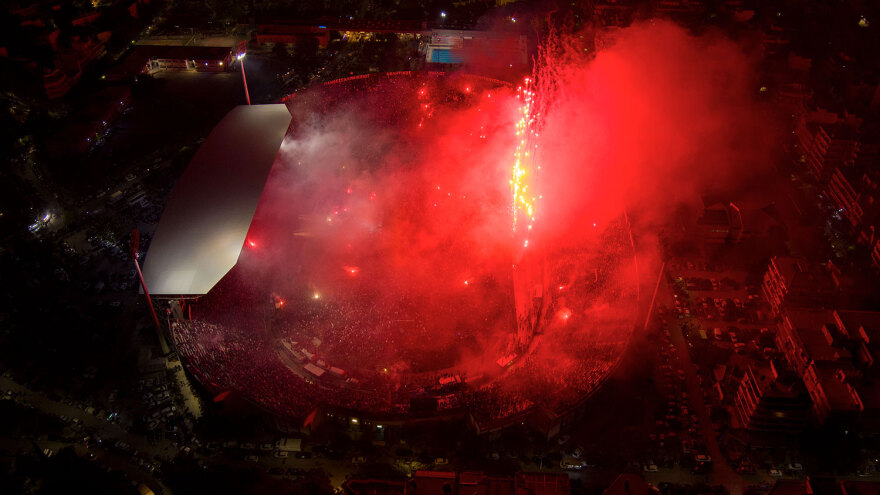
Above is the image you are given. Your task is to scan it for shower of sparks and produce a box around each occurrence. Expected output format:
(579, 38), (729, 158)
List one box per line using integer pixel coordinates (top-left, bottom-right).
(511, 77), (540, 234)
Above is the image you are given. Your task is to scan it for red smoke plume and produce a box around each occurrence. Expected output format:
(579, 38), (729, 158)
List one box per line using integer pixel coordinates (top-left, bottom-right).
(230, 20), (775, 374)
(534, 20), (776, 244)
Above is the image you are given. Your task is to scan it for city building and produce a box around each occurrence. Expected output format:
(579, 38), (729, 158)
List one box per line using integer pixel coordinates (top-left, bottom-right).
(256, 18), (429, 50)
(410, 470), (458, 494)
(804, 122), (860, 183)
(871, 239), (880, 272)
(840, 480), (880, 495)
(349, 471), (571, 495)
(763, 257), (840, 314)
(42, 65), (80, 100)
(768, 480), (808, 495)
(343, 478), (405, 495)
(695, 201), (744, 243)
(49, 86), (131, 155)
(775, 308), (880, 427)
(734, 360), (812, 432)
(807, 476), (846, 495)
(601, 474), (660, 495)
(825, 167), (879, 230)
(255, 23), (331, 48)
(802, 362), (863, 425)
(516, 472), (570, 495)
(776, 308), (854, 376)
(591, 1), (636, 28)
(424, 30), (528, 68)
(774, 82), (812, 118)
(109, 45), (234, 80)
(138, 45), (233, 73)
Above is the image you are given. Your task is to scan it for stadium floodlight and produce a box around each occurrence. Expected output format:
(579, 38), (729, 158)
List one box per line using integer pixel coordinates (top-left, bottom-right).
(238, 51), (251, 105)
(130, 229), (161, 330)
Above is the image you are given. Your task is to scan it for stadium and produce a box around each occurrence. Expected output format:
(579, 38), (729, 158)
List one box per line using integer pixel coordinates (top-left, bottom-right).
(142, 71), (640, 434)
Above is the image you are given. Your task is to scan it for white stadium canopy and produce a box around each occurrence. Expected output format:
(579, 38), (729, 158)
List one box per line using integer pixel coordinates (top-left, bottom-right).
(142, 104), (291, 295)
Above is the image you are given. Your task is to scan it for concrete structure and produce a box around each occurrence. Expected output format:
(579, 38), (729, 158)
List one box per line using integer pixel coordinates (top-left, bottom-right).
(42, 66), (80, 100)
(601, 474), (660, 495)
(410, 471), (457, 494)
(872, 239), (880, 272)
(774, 82), (812, 117)
(516, 472), (570, 495)
(255, 19), (429, 49)
(841, 480), (880, 495)
(826, 167), (879, 229)
(256, 23), (330, 48)
(592, 1), (637, 28)
(109, 45), (234, 81)
(424, 30), (528, 68)
(50, 86), (131, 155)
(802, 363), (863, 425)
(776, 308), (854, 375)
(804, 123), (860, 182)
(762, 257), (839, 314)
(142, 104), (292, 295)
(696, 202), (744, 243)
(734, 361), (812, 432)
(347, 471), (568, 495)
(138, 45), (233, 73)
(775, 308), (880, 427)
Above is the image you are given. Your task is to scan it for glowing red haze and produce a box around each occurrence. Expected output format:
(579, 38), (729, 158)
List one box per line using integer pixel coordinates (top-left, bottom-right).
(229, 20), (776, 373)
(534, 20), (777, 245)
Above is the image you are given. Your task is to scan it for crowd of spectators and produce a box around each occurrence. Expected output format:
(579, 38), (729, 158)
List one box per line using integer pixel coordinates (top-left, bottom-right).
(168, 78), (637, 426)
(168, 215), (637, 425)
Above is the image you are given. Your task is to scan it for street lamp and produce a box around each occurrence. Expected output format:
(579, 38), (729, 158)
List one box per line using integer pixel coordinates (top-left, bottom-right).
(237, 52), (251, 105)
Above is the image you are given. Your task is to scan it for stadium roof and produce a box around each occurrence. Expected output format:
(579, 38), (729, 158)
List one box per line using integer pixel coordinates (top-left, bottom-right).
(142, 104), (291, 295)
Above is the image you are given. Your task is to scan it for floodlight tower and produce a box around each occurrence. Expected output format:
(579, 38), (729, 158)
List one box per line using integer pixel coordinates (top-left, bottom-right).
(237, 52), (251, 105)
(130, 229), (161, 330)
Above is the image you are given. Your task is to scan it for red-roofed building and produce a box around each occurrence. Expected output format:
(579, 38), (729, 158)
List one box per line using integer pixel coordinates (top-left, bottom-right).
(841, 480), (880, 495)
(411, 470), (456, 495)
(458, 471), (515, 495)
(343, 478), (406, 495)
(515, 472), (569, 495)
(601, 474), (659, 495)
(256, 23), (330, 48)
(768, 480), (809, 495)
